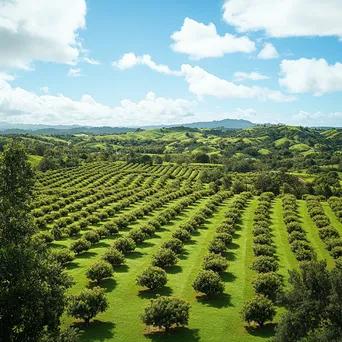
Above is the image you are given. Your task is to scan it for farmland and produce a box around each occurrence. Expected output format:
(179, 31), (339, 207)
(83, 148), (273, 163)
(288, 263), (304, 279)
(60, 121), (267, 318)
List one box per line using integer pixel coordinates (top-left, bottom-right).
(29, 160), (342, 341)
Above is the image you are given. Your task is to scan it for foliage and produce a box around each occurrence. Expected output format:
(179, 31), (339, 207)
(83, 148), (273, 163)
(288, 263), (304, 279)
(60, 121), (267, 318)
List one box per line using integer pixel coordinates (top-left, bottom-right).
(67, 287), (108, 326)
(136, 266), (167, 291)
(193, 270), (224, 296)
(86, 260), (113, 284)
(141, 296), (190, 331)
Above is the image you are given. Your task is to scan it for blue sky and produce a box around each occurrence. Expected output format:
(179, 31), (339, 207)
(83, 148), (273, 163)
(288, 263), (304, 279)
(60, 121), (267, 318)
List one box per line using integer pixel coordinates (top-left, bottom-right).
(0, 0), (342, 127)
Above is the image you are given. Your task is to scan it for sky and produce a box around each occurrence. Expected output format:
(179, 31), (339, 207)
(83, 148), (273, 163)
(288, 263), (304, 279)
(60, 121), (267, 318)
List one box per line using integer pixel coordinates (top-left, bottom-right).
(0, 0), (342, 127)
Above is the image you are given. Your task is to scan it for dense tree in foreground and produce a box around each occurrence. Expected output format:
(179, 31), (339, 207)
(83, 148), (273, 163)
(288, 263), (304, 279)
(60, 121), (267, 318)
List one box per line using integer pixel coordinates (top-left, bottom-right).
(272, 260), (342, 342)
(0, 142), (72, 341)
(141, 296), (190, 332)
(67, 287), (108, 326)
(241, 294), (276, 328)
(136, 266), (168, 291)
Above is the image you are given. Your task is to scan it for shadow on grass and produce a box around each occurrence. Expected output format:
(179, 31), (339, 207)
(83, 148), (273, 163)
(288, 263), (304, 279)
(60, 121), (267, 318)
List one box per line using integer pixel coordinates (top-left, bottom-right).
(115, 264), (129, 273)
(140, 241), (155, 248)
(224, 250), (236, 262)
(144, 327), (200, 342)
(75, 320), (116, 342)
(77, 251), (97, 259)
(66, 261), (80, 270)
(167, 265), (182, 274)
(93, 242), (109, 249)
(197, 293), (232, 308)
(138, 286), (173, 299)
(245, 323), (277, 338)
(228, 242), (240, 250)
(126, 251), (145, 259)
(221, 271), (237, 283)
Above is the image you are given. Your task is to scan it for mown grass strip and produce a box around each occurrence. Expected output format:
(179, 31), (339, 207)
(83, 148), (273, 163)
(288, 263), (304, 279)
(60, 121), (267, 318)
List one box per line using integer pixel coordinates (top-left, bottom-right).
(322, 202), (342, 234)
(297, 200), (334, 268)
(270, 199), (298, 282)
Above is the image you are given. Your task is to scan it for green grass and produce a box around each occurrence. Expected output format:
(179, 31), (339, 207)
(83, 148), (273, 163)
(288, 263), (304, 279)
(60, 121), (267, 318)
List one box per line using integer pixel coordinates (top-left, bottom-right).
(28, 154), (43, 167)
(57, 197), (279, 342)
(270, 199), (298, 283)
(297, 200), (334, 268)
(322, 203), (342, 235)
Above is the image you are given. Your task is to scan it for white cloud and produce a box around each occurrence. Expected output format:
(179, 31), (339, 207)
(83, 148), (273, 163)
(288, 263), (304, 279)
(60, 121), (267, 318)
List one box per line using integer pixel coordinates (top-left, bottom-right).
(0, 78), (196, 126)
(292, 110), (342, 126)
(181, 64), (295, 102)
(257, 43), (279, 59)
(40, 86), (49, 94)
(0, 0), (86, 70)
(67, 68), (83, 77)
(222, 0), (342, 38)
(112, 53), (182, 76)
(0, 73), (15, 82)
(279, 58), (342, 95)
(234, 71), (270, 82)
(170, 17), (255, 60)
(83, 57), (100, 65)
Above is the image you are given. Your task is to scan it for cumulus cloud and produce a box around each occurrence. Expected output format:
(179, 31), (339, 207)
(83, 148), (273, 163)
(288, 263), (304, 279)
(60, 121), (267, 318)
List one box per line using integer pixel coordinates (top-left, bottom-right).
(181, 64), (295, 102)
(112, 53), (182, 76)
(234, 71), (270, 82)
(292, 110), (342, 126)
(0, 0), (86, 70)
(222, 0), (342, 38)
(170, 17), (255, 60)
(0, 78), (196, 126)
(83, 57), (100, 65)
(67, 68), (83, 77)
(257, 43), (279, 59)
(279, 58), (342, 95)
(40, 86), (49, 94)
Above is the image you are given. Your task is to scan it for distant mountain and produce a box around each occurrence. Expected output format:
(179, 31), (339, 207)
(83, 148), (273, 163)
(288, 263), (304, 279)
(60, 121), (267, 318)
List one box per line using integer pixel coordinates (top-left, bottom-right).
(0, 118), (255, 135)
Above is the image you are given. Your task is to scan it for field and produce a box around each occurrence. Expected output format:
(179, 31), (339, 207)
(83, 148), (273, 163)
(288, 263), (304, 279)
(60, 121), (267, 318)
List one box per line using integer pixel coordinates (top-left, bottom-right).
(33, 162), (340, 342)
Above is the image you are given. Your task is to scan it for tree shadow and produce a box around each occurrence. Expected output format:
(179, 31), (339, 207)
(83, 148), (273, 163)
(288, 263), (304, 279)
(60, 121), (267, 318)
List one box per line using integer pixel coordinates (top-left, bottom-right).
(75, 320), (116, 342)
(228, 242), (240, 250)
(245, 323), (277, 338)
(126, 251), (145, 259)
(144, 327), (200, 342)
(167, 265), (182, 274)
(223, 250), (236, 262)
(140, 241), (155, 248)
(221, 271), (237, 283)
(197, 293), (232, 308)
(77, 251), (97, 259)
(66, 261), (80, 270)
(93, 241), (109, 249)
(115, 264), (129, 273)
(178, 251), (189, 260)
(138, 286), (173, 299)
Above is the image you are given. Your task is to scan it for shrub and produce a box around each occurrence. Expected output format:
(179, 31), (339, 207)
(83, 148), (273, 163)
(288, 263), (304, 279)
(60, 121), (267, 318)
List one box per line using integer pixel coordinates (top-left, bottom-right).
(208, 238), (226, 254)
(102, 248), (125, 267)
(33, 231), (54, 243)
(103, 222), (119, 235)
(253, 244), (275, 257)
(172, 229), (191, 242)
(70, 239), (91, 255)
(66, 223), (81, 237)
(88, 215), (101, 225)
(214, 233), (232, 246)
(203, 253), (228, 274)
(136, 266), (167, 291)
(331, 246), (342, 259)
(86, 260), (113, 284)
(141, 296), (190, 331)
(286, 222), (303, 234)
(84, 230), (101, 245)
(241, 295), (276, 327)
(288, 231), (306, 244)
(140, 224), (156, 237)
(52, 248), (75, 267)
(193, 270), (224, 296)
(161, 238), (184, 254)
(112, 237), (136, 254)
(151, 248), (178, 269)
(253, 234), (272, 245)
(95, 226), (110, 238)
(252, 273), (282, 300)
(67, 287), (108, 326)
(251, 256), (279, 273)
(128, 228), (146, 244)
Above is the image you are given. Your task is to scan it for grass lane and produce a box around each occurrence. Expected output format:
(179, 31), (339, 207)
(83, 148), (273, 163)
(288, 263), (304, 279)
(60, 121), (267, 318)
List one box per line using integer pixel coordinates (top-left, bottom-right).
(322, 202), (342, 234)
(298, 200), (334, 268)
(270, 199), (298, 283)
